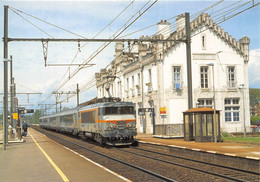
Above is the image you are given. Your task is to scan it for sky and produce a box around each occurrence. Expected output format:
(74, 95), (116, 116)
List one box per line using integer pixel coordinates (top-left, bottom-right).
(0, 0), (259, 113)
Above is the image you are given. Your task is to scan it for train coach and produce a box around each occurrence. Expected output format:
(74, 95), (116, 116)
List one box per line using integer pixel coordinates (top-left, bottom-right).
(39, 98), (137, 146)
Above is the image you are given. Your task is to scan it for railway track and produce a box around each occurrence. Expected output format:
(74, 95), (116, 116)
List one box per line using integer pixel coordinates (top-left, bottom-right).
(33, 126), (260, 182)
(33, 126), (175, 182)
(114, 145), (260, 182)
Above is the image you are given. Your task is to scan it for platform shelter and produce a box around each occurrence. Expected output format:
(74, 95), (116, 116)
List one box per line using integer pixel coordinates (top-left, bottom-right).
(183, 108), (220, 142)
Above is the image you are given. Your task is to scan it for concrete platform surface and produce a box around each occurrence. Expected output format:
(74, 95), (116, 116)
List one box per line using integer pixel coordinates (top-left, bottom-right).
(0, 128), (128, 182)
(136, 134), (260, 160)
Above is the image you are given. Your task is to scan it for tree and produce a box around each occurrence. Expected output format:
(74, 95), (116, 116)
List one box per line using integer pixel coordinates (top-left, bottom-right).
(32, 109), (42, 124)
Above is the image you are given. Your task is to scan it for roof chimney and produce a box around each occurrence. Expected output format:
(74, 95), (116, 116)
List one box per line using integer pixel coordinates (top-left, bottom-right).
(176, 14), (185, 32)
(157, 20), (170, 39)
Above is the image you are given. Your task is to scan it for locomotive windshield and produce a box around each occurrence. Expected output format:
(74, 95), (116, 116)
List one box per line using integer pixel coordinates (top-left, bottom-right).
(104, 106), (134, 115)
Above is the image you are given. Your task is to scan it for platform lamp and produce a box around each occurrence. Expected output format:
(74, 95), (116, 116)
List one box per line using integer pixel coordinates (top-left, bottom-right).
(207, 63), (217, 143)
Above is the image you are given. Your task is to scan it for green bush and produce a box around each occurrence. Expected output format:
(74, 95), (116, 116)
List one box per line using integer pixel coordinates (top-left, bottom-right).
(221, 132), (229, 137)
(251, 115), (260, 125)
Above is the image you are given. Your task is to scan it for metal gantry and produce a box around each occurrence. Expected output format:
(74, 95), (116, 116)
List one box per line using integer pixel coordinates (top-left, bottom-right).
(2, 5), (192, 150)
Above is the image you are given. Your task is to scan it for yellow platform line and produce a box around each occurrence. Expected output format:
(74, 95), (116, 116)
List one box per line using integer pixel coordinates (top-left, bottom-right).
(29, 132), (69, 182)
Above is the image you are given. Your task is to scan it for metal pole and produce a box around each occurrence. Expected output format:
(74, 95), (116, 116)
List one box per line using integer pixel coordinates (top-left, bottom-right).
(77, 83), (80, 107)
(152, 108), (155, 135)
(10, 56), (14, 127)
(3, 61), (9, 149)
(8, 37), (184, 43)
(242, 85), (246, 138)
(212, 65), (217, 143)
(55, 96), (58, 113)
(185, 12), (193, 109)
(2, 5), (9, 150)
(141, 66), (144, 133)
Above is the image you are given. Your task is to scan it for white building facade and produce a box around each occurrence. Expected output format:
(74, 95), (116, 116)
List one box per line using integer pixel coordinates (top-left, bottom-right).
(95, 13), (251, 134)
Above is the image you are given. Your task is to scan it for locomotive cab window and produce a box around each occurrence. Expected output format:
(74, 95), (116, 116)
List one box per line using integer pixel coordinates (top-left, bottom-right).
(104, 106), (134, 115)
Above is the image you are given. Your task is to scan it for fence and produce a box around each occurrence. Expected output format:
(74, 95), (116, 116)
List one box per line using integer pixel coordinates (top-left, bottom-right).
(155, 124), (184, 136)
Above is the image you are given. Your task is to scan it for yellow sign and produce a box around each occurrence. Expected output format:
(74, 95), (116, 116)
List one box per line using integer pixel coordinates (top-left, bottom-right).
(13, 113), (18, 120)
(160, 107), (166, 115)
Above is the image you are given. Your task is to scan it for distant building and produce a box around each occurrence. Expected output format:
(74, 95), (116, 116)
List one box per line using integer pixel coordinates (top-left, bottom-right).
(95, 13), (251, 134)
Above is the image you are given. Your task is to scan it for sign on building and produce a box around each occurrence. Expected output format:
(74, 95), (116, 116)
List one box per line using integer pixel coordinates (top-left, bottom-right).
(160, 107), (166, 115)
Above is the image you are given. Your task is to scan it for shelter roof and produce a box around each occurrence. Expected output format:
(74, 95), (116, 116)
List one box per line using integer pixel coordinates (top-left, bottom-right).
(183, 107), (219, 113)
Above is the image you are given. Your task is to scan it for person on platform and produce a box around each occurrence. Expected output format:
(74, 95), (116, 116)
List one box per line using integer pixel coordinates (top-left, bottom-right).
(8, 123), (13, 138)
(22, 121), (29, 137)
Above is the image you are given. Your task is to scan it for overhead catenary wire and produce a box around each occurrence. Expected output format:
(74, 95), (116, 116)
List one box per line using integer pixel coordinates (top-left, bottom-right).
(120, 0), (225, 39)
(36, 0), (136, 104)
(47, 0), (257, 108)
(9, 6), (87, 39)
(55, 0), (158, 92)
(10, 1), (257, 111)
(55, 0), (154, 91)
(9, 8), (54, 38)
(58, 0), (136, 88)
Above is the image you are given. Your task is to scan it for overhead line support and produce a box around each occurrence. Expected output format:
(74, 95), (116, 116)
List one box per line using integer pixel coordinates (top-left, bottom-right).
(7, 38), (185, 43)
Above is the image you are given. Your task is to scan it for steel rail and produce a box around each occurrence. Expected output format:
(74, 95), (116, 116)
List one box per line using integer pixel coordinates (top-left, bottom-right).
(114, 146), (260, 182)
(132, 145), (260, 176)
(34, 127), (176, 182)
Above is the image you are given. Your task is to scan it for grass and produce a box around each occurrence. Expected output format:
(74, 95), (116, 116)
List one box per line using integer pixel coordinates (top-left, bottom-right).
(222, 136), (260, 144)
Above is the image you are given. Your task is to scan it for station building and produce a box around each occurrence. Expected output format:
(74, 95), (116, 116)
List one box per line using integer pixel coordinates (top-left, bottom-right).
(95, 13), (251, 135)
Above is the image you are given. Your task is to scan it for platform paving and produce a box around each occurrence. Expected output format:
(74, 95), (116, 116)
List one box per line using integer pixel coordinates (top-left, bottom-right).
(0, 128), (128, 182)
(1, 129), (259, 182)
(136, 133), (260, 159)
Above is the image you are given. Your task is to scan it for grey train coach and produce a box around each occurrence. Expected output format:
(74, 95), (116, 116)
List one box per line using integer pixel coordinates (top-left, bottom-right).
(39, 100), (137, 146)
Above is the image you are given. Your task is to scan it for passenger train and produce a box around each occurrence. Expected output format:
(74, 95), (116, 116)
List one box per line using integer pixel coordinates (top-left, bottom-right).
(39, 98), (137, 146)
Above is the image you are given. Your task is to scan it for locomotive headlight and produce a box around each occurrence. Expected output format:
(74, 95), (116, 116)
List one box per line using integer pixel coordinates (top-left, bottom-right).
(107, 123), (117, 129)
(126, 122), (136, 128)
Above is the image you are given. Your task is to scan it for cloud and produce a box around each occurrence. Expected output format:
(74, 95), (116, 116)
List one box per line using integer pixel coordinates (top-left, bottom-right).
(249, 49), (260, 88)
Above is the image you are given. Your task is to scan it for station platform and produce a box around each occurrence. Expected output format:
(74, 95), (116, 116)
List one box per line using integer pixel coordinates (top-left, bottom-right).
(0, 128), (129, 182)
(136, 134), (260, 160)
(0, 129), (259, 182)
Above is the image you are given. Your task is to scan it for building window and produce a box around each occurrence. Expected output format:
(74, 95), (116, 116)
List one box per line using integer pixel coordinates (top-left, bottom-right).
(126, 78), (129, 98)
(200, 67), (208, 88)
(137, 73), (141, 95)
(147, 69), (152, 93)
(198, 99), (213, 108)
(148, 69), (152, 84)
(118, 81), (121, 98)
(225, 98), (240, 122)
(227, 67), (236, 88)
(132, 76), (135, 97)
(202, 35), (206, 49)
(173, 66), (181, 89)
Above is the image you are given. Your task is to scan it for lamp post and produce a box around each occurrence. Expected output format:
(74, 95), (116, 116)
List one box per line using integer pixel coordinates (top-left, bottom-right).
(207, 63), (217, 143)
(239, 84), (246, 138)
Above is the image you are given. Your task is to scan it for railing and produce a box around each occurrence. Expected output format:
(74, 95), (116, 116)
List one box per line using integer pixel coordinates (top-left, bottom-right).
(155, 124), (184, 136)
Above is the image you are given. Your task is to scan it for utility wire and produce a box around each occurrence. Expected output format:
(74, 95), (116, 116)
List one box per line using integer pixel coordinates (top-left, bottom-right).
(56, 0), (153, 91)
(9, 8), (54, 38)
(39, 0), (258, 110)
(9, 6), (87, 39)
(55, 0), (158, 91)
(49, 0), (241, 106)
(47, 1), (156, 105)
(56, 0), (136, 91)
(38, 1), (136, 104)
